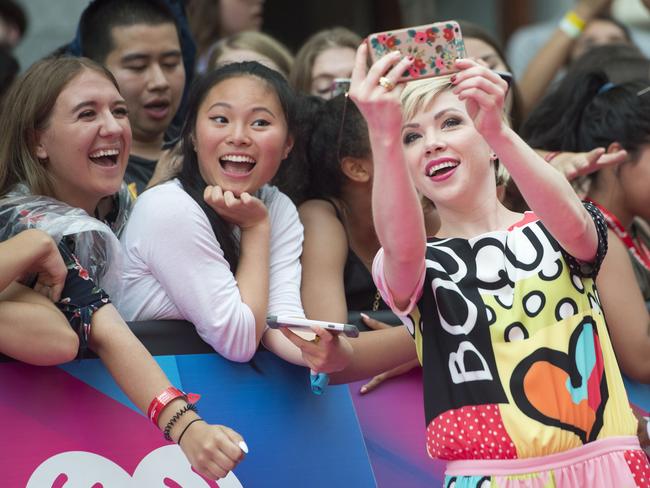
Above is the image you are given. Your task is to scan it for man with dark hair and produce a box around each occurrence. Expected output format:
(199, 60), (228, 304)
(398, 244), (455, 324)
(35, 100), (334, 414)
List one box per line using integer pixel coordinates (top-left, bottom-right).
(0, 0), (27, 49)
(74, 0), (186, 197)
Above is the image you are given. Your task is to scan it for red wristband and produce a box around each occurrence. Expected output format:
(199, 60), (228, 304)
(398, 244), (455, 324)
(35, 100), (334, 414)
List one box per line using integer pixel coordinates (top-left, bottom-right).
(148, 387), (186, 426)
(148, 388), (202, 426)
(544, 151), (561, 163)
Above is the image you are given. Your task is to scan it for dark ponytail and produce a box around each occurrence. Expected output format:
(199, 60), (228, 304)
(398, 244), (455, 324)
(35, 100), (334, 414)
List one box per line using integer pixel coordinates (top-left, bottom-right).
(522, 70), (607, 151)
(523, 69), (650, 157)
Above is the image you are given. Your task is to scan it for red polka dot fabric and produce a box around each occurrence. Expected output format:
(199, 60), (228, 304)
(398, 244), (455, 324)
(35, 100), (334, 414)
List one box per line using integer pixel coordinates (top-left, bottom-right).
(426, 404), (517, 460)
(625, 450), (650, 487)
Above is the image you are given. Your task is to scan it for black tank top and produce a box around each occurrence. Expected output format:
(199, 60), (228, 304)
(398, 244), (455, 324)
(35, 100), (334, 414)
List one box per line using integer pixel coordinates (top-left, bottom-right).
(322, 198), (390, 312)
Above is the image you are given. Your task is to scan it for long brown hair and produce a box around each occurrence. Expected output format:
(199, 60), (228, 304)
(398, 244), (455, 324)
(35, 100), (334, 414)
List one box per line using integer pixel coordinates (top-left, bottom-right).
(0, 56), (119, 197)
(289, 27), (361, 94)
(186, 0), (221, 58)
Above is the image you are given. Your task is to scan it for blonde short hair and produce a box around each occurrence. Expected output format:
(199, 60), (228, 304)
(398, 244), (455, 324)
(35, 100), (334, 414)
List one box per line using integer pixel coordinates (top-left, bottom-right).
(400, 75), (510, 186)
(401, 75), (455, 122)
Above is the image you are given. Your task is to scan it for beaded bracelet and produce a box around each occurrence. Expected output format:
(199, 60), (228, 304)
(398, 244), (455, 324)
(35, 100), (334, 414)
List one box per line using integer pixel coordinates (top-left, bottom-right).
(177, 418), (205, 446)
(163, 403), (198, 442)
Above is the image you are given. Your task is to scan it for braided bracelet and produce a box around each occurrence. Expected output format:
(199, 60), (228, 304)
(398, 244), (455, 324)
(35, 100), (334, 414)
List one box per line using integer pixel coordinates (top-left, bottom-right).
(177, 418), (205, 446)
(163, 403), (198, 441)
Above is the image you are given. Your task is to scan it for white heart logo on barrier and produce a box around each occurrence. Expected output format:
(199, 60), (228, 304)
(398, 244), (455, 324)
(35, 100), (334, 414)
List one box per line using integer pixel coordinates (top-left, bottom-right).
(27, 445), (244, 487)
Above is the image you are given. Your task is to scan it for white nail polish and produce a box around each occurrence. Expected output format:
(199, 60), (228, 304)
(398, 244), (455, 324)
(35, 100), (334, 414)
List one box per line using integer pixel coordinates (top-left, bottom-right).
(239, 440), (249, 454)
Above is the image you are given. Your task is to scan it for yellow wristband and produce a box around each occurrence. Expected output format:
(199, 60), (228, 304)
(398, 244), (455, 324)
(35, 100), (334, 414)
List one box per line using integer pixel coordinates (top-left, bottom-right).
(559, 10), (586, 38)
(565, 11), (586, 30)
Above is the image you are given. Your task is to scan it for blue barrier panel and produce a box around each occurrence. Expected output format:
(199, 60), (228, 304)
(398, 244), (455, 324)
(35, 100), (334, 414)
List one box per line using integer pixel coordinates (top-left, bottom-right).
(3, 318), (647, 487)
(0, 350), (376, 487)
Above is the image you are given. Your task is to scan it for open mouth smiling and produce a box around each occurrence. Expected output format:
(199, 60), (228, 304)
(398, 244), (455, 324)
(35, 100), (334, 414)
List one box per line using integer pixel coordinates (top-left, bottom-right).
(219, 153), (256, 175)
(425, 159), (459, 179)
(89, 148), (120, 167)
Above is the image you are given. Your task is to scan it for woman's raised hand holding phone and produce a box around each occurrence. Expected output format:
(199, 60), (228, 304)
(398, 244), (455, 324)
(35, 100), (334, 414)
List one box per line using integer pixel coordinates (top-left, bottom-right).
(348, 44), (413, 134)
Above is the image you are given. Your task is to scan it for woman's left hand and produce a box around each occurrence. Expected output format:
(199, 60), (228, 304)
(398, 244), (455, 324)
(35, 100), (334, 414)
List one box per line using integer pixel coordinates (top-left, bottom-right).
(451, 58), (509, 138)
(178, 420), (247, 480)
(359, 358), (419, 394)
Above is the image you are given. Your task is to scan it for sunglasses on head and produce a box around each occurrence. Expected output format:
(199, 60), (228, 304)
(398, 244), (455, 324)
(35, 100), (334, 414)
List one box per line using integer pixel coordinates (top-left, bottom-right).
(331, 78), (351, 98)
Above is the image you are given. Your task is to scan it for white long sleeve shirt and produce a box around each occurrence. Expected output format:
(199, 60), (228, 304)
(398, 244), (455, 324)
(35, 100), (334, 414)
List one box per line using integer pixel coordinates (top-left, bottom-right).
(117, 180), (305, 362)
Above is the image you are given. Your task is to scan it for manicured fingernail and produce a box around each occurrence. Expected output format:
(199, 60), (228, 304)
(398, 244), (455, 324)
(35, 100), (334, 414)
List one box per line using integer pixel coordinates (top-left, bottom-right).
(239, 441), (249, 454)
(451, 75), (456, 83)
(407, 55), (414, 61)
(360, 312), (369, 320)
(360, 386), (367, 393)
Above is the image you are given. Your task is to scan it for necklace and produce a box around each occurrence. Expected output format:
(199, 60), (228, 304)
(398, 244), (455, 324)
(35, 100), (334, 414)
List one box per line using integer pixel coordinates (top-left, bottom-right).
(586, 198), (650, 272)
(372, 289), (381, 312)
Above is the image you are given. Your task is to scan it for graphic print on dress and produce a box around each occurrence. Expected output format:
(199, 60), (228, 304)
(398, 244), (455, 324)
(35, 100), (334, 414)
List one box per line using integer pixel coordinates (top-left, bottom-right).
(419, 238), (508, 422)
(509, 317), (608, 444)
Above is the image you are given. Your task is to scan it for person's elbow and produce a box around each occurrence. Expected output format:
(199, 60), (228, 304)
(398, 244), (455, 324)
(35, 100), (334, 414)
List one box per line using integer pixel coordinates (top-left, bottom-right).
(618, 332), (650, 384)
(621, 355), (650, 384)
(33, 328), (80, 366)
(221, 342), (257, 363)
(199, 321), (258, 363)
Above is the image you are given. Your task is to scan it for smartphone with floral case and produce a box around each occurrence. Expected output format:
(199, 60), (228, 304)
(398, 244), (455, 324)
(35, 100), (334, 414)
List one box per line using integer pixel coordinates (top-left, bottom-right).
(366, 20), (466, 82)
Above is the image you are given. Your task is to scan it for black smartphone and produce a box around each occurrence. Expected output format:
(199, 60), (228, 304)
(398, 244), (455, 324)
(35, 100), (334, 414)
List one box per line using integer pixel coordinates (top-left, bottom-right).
(495, 70), (513, 88)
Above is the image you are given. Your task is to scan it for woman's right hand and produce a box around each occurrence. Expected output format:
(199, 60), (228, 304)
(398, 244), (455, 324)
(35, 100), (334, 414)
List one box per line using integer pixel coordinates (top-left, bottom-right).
(348, 43), (413, 133)
(177, 418), (247, 480)
(204, 185), (269, 230)
(20, 229), (67, 302)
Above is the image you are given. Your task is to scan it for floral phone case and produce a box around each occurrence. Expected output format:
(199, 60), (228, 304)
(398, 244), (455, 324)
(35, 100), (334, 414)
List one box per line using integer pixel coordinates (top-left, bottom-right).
(367, 20), (466, 82)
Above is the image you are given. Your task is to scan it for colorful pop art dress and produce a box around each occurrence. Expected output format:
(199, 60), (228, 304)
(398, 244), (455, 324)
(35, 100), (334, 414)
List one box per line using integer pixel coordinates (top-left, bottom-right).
(373, 204), (650, 487)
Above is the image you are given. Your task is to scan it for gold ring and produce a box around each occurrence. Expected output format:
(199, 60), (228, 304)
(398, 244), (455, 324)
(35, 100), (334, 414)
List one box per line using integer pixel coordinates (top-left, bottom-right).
(312, 336), (321, 345)
(378, 76), (396, 91)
